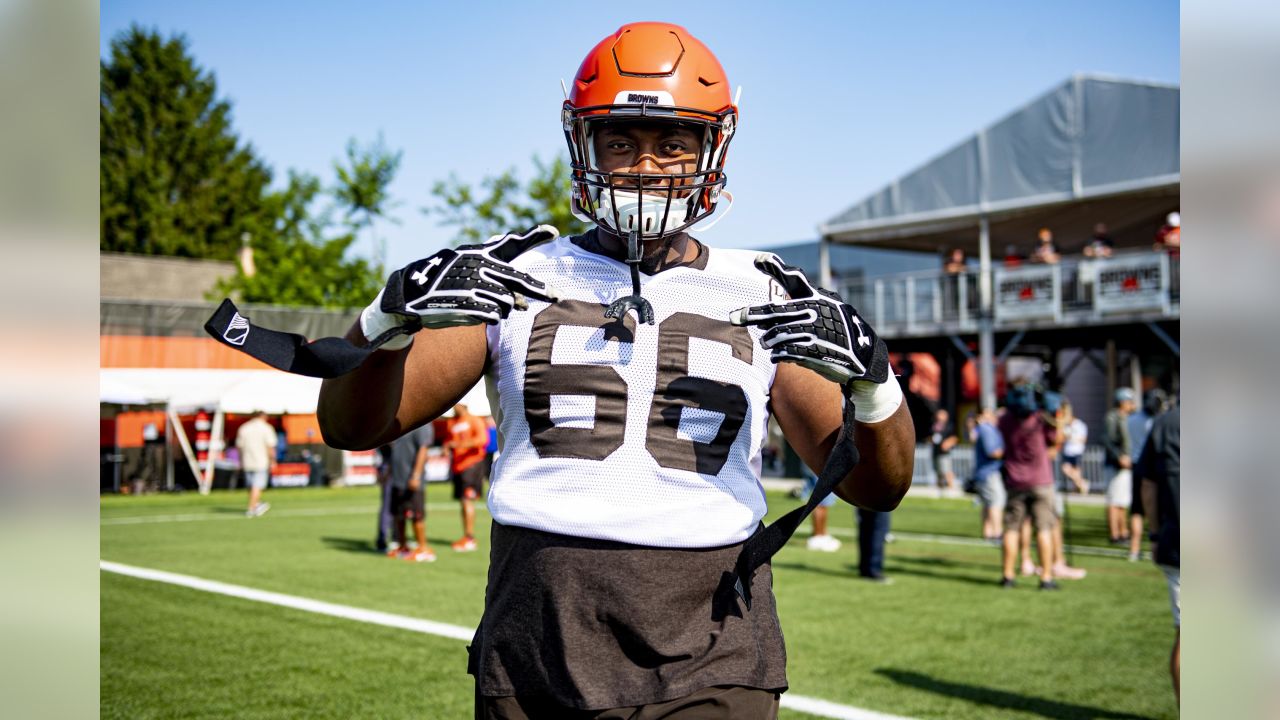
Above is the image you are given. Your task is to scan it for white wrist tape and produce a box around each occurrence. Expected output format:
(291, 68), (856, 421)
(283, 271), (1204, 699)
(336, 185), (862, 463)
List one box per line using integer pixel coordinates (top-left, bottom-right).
(359, 289), (413, 351)
(848, 373), (904, 424)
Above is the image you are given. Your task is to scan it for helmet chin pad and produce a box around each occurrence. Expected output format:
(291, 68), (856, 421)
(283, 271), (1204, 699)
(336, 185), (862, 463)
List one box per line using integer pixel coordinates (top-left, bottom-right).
(594, 187), (692, 239)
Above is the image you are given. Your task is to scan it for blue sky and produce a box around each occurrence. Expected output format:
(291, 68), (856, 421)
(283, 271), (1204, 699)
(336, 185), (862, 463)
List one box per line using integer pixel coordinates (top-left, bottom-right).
(101, 1), (1179, 270)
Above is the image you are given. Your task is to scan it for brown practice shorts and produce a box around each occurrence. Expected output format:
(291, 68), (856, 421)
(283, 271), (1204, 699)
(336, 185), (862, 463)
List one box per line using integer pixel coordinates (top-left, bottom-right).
(476, 684), (780, 720)
(390, 485), (425, 522)
(1003, 485), (1058, 531)
(452, 462), (485, 501)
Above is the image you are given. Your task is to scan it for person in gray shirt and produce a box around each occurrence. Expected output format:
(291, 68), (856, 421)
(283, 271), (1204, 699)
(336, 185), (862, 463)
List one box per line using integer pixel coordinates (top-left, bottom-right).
(385, 424), (435, 562)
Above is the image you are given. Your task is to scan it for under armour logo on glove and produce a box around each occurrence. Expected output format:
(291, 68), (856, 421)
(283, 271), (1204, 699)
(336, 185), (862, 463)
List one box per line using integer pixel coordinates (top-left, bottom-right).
(729, 253), (889, 391)
(409, 257), (443, 285)
(380, 225), (562, 330)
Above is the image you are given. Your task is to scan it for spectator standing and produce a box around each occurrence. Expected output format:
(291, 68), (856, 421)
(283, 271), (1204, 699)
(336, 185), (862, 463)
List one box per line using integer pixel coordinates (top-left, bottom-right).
(1077, 223), (1112, 302)
(385, 424), (436, 562)
(1059, 402), (1089, 494)
(235, 410), (276, 517)
(1046, 403), (1087, 581)
(1104, 388), (1137, 545)
(1003, 244), (1023, 268)
(1130, 389), (1170, 460)
(856, 507), (891, 583)
(138, 421), (165, 494)
(930, 409), (959, 492)
(998, 384), (1063, 589)
(1030, 228), (1061, 264)
(376, 444), (394, 552)
(1136, 406), (1180, 701)
(1084, 223), (1115, 259)
(1154, 212), (1181, 255)
(1126, 388), (1170, 560)
(483, 415), (499, 481)
(971, 408), (1006, 541)
(802, 467), (841, 552)
(445, 403), (489, 552)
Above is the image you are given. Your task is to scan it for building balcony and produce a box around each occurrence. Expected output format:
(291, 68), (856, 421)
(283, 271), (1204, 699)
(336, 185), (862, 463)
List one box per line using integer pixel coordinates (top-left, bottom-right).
(836, 250), (1180, 340)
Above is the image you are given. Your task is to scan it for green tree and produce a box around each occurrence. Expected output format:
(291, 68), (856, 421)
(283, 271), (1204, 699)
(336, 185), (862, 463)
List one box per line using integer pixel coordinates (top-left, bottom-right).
(332, 134), (403, 272)
(100, 26), (274, 258)
(213, 171), (383, 308)
(425, 155), (588, 246)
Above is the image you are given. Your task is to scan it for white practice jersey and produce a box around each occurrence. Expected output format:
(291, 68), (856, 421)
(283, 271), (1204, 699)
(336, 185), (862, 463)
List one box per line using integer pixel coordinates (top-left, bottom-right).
(485, 235), (782, 548)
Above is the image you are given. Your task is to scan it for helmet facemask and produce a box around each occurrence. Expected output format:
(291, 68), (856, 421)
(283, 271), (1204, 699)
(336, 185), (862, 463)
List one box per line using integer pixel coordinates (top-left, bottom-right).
(566, 109), (735, 249)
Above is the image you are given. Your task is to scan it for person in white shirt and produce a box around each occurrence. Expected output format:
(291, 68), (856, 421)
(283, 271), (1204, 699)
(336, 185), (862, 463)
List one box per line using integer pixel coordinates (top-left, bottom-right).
(1059, 402), (1089, 494)
(235, 410), (277, 517)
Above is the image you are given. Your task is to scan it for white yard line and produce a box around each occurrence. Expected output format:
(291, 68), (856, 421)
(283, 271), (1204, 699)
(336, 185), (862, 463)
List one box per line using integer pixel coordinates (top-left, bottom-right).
(101, 560), (916, 720)
(100, 560), (475, 641)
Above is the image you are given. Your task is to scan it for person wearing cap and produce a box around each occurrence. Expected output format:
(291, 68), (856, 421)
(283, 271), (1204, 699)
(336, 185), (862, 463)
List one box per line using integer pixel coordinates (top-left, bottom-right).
(1104, 388), (1137, 544)
(1155, 211), (1181, 257)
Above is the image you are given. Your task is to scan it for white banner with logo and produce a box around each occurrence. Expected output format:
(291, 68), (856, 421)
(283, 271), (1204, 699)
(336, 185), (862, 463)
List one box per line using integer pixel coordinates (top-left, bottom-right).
(1094, 254), (1168, 313)
(994, 265), (1060, 321)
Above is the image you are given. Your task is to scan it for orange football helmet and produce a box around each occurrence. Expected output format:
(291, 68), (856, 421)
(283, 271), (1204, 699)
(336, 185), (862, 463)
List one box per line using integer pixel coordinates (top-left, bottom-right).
(563, 22), (738, 240)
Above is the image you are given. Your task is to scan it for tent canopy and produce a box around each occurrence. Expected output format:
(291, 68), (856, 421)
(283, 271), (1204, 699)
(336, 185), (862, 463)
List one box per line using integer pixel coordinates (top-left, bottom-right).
(820, 75), (1179, 255)
(100, 369), (323, 414)
(99, 368), (492, 417)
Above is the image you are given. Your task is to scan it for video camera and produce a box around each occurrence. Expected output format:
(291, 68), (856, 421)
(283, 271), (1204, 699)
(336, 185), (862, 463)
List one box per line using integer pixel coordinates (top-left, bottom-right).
(1005, 381), (1061, 417)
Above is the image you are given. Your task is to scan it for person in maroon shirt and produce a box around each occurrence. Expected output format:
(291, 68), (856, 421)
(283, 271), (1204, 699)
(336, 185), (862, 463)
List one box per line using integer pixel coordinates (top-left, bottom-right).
(997, 385), (1064, 590)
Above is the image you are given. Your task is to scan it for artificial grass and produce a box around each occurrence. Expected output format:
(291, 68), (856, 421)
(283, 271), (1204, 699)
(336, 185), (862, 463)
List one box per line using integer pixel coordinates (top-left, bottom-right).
(102, 485), (1177, 719)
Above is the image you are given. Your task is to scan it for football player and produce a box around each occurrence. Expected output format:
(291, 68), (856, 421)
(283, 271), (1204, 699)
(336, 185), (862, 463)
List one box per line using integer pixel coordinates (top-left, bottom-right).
(317, 22), (913, 719)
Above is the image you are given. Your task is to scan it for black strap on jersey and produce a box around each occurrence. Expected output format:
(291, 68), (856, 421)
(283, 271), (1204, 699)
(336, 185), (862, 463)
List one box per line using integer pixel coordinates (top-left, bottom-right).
(726, 399), (860, 611)
(203, 298), (413, 379)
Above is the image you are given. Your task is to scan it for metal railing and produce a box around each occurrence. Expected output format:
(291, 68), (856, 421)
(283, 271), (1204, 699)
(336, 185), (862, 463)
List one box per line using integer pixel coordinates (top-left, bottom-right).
(838, 250), (1180, 338)
(913, 444), (1111, 494)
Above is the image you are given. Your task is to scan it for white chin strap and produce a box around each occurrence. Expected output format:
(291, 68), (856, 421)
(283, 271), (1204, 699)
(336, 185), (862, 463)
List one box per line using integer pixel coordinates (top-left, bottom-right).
(595, 189), (692, 238)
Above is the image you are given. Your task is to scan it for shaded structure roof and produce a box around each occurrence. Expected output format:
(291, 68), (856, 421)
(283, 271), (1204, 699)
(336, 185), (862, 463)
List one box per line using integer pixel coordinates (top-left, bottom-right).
(758, 240), (937, 283)
(820, 75), (1179, 255)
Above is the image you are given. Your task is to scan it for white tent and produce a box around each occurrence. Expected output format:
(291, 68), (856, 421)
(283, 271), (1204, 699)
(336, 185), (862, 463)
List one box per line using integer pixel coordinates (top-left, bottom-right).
(99, 368), (490, 493)
(99, 374), (160, 406)
(101, 369), (321, 414)
(100, 369), (323, 493)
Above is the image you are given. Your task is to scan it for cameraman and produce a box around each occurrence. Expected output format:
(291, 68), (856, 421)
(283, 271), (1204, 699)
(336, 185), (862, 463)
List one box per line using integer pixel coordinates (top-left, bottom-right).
(998, 382), (1065, 590)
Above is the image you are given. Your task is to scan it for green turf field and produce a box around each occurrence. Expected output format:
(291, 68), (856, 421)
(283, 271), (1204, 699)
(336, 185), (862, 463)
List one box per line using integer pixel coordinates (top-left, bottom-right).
(101, 485), (1177, 719)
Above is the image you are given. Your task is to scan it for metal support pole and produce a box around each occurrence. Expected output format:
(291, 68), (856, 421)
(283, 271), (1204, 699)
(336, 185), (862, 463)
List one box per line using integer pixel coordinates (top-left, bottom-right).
(978, 215), (996, 411)
(1105, 340), (1117, 406)
(1146, 321), (1181, 356)
(874, 279), (885, 330)
(165, 413), (174, 491)
(948, 334), (976, 361)
(979, 328), (996, 411)
(906, 276), (916, 332)
(944, 348), (956, 416)
(997, 329), (1027, 364)
(818, 237), (833, 290)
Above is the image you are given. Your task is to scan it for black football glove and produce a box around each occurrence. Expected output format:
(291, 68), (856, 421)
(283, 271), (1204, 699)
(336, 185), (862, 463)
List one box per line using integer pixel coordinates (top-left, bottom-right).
(729, 253), (889, 391)
(362, 225), (562, 346)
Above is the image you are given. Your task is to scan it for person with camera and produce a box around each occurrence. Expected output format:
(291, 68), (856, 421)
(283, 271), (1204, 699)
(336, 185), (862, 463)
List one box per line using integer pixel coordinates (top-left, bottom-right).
(969, 407), (1006, 541)
(997, 382), (1064, 590)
